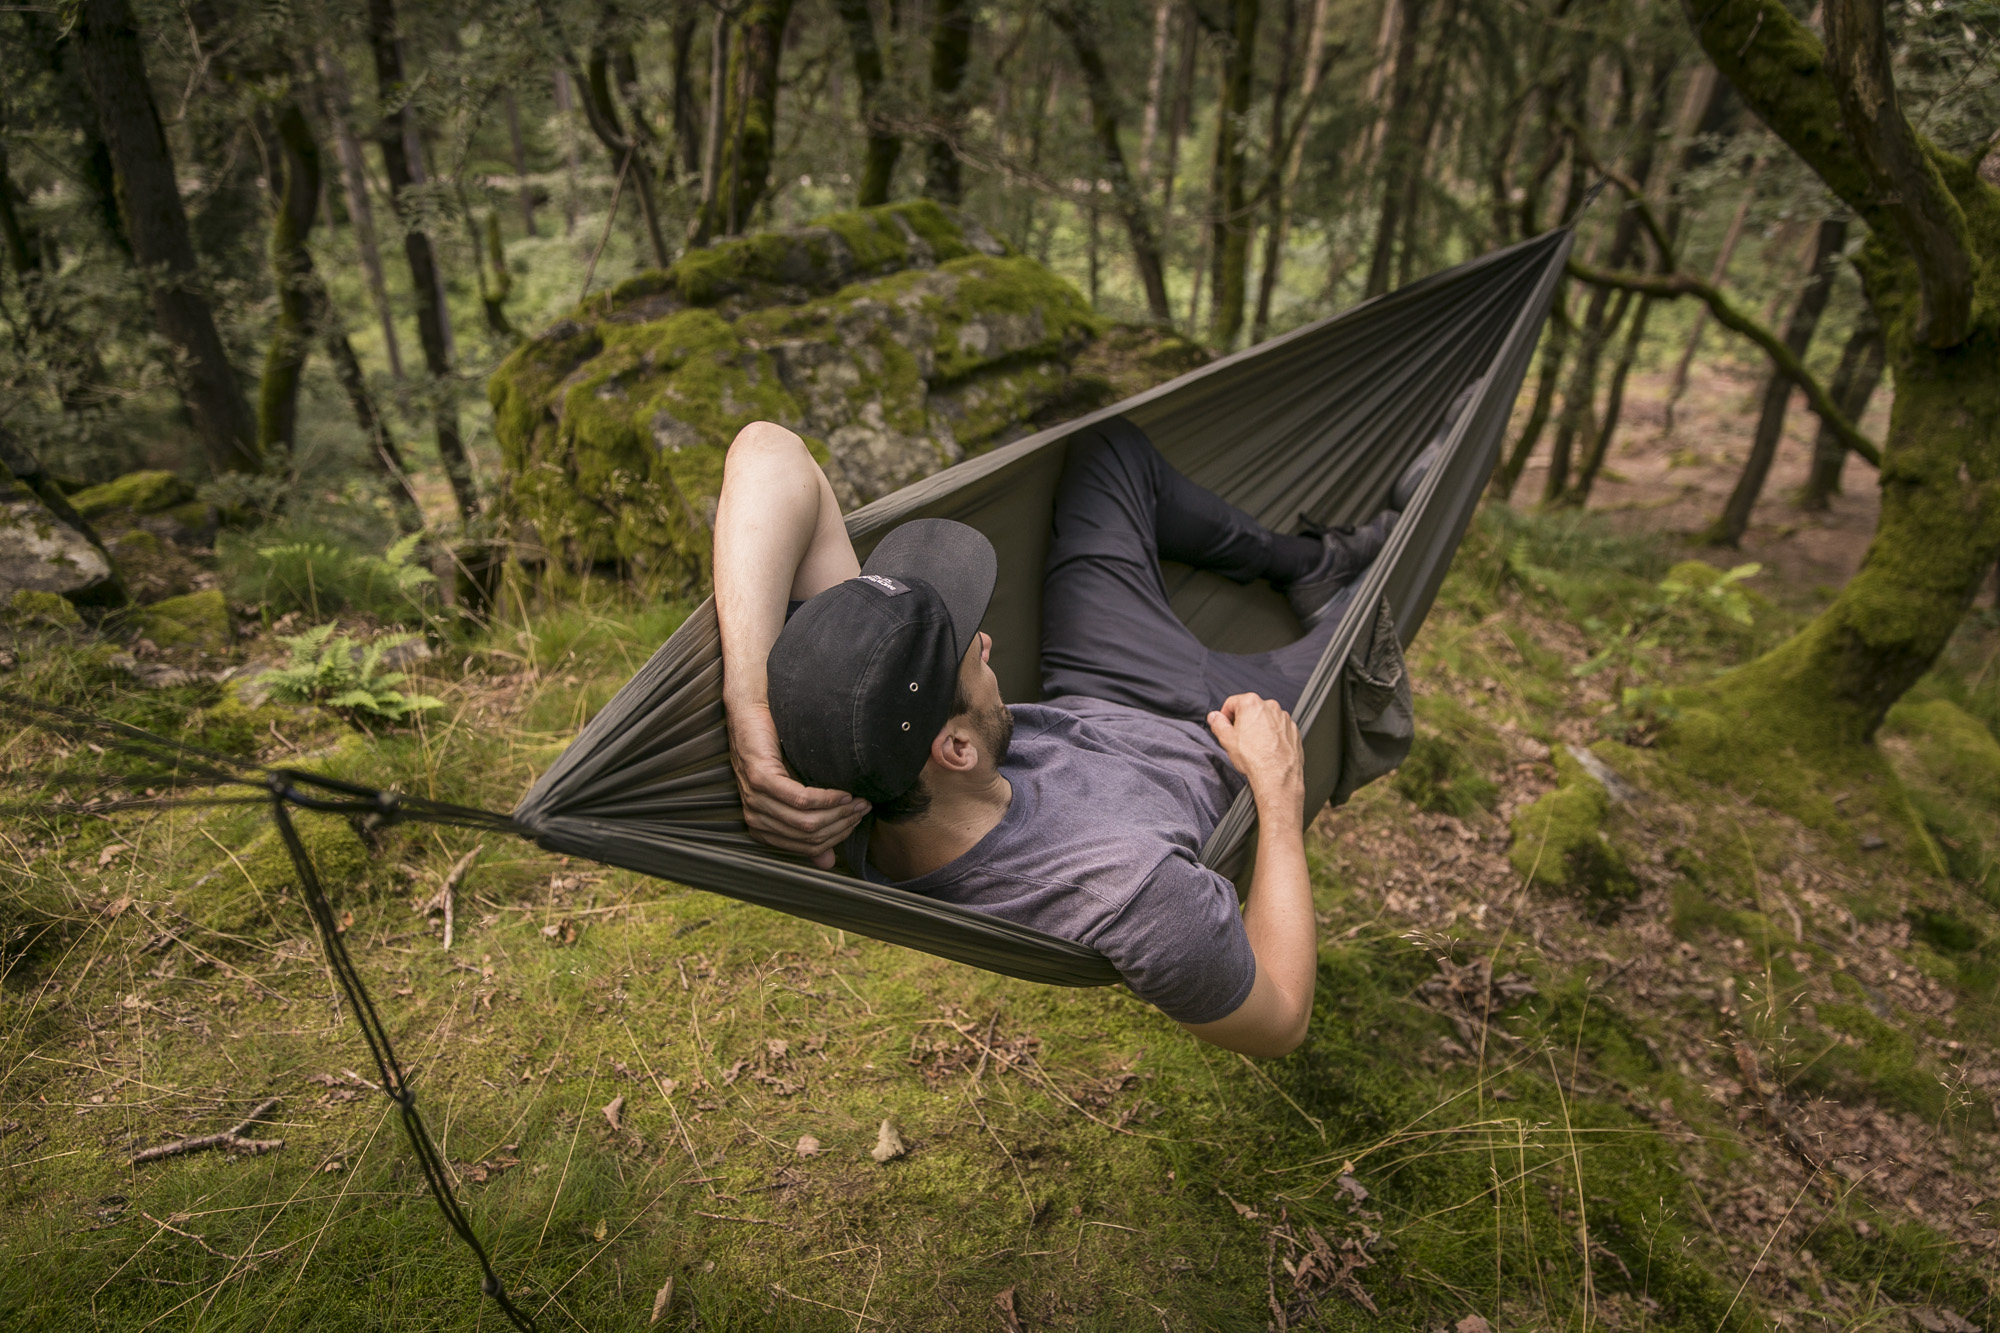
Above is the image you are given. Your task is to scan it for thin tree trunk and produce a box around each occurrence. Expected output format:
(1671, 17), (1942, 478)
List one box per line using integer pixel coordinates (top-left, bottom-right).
(503, 89), (538, 237)
(1357, 0), (1401, 168)
(1390, 4), (1454, 291)
(924, 0), (972, 204)
(1567, 295), (1653, 504)
(1492, 294), (1572, 499)
(367, 0), (479, 523)
(1663, 153), (1766, 433)
(314, 56), (403, 381)
(259, 101), (319, 455)
(74, 0), (259, 475)
(1799, 308), (1884, 510)
(1048, 0), (1173, 322)
(1248, 0), (1307, 343)
(670, 13), (704, 180)
(578, 46), (673, 266)
(1206, 0), (1260, 347)
(695, 0), (794, 240)
(1707, 217), (1848, 546)
(837, 0), (900, 206)
(1135, 0), (1173, 191)
(1362, 0), (1426, 298)
(1251, 0), (1329, 340)
(554, 67), (582, 235)
(1160, 14), (1196, 225)
(699, 13), (729, 225)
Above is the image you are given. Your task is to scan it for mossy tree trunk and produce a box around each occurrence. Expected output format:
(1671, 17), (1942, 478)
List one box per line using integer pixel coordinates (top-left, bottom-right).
(1048, 0), (1173, 323)
(1800, 308), (1886, 510)
(1204, 0), (1259, 347)
(837, 0), (901, 206)
(924, 0), (973, 205)
(1706, 216), (1847, 546)
(258, 100), (318, 457)
(367, 0), (480, 524)
(74, 0), (261, 475)
(1674, 0), (1998, 751)
(573, 39), (672, 269)
(697, 0), (796, 241)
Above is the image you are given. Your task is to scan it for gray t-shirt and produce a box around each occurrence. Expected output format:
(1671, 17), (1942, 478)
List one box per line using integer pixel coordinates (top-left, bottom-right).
(850, 696), (1257, 1024)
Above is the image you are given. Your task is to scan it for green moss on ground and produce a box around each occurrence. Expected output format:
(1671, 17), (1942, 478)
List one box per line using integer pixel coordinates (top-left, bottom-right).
(4, 588), (82, 628)
(138, 589), (230, 651)
(1509, 746), (1639, 917)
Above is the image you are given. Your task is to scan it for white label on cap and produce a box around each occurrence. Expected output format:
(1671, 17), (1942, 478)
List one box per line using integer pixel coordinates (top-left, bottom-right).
(856, 574), (910, 596)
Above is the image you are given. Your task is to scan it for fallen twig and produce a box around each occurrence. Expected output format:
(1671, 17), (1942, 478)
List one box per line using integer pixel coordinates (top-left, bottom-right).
(140, 1210), (297, 1264)
(130, 1097), (284, 1165)
(419, 845), (482, 951)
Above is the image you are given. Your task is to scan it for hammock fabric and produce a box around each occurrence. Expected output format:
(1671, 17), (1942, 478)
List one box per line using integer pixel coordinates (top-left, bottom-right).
(511, 227), (1574, 987)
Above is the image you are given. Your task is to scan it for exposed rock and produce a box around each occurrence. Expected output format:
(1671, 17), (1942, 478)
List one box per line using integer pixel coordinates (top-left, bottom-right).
(490, 200), (1204, 587)
(0, 485), (114, 601)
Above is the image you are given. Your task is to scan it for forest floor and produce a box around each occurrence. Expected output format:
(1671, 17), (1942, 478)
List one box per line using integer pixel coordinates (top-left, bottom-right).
(3, 357), (2000, 1332)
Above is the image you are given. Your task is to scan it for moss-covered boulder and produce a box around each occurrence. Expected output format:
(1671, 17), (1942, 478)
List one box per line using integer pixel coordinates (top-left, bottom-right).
(71, 470), (194, 519)
(0, 480), (114, 602)
(140, 589), (231, 652)
(1509, 745), (1640, 919)
(490, 200), (1202, 588)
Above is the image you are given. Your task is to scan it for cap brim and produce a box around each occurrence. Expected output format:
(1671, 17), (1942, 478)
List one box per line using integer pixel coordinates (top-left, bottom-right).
(862, 518), (996, 660)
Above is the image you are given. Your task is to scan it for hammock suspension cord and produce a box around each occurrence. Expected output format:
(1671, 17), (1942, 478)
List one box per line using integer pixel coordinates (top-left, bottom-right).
(0, 691), (534, 1331)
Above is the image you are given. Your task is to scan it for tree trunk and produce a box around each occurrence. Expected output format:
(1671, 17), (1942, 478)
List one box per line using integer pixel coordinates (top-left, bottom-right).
(1491, 293), (1573, 500)
(1362, 0), (1426, 298)
(1706, 217), (1848, 545)
(1048, 0), (1173, 323)
(259, 101), (319, 456)
(670, 13), (704, 181)
(924, 0), (972, 204)
(1390, 7), (1454, 291)
(837, 0), (901, 206)
(367, 0), (479, 524)
(698, 0), (796, 240)
(1205, 0), (1260, 347)
(1249, 0), (1330, 341)
(1799, 308), (1885, 510)
(1160, 13), (1196, 226)
(578, 45), (673, 267)
(1673, 0), (1997, 755)
(1568, 296), (1653, 504)
(1663, 152), (1765, 432)
(1135, 0), (1174, 192)
(315, 51), (405, 381)
(74, 0), (259, 475)
(503, 89), (538, 237)
(554, 68), (583, 235)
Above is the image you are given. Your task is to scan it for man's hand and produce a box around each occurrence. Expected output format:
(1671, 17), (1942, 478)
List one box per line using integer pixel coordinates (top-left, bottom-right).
(1206, 693), (1305, 826)
(727, 699), (869, 869)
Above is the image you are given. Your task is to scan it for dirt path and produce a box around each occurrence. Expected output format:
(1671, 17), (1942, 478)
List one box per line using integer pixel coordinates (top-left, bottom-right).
(1510, 357), (1896, 605)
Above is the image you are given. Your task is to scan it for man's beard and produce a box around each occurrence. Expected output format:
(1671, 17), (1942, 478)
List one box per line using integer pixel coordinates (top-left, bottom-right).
(974, 699), (1014, 767)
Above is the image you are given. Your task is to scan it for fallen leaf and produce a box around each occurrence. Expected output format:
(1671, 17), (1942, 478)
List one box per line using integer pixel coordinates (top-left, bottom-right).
(795, 1134), (821, 1157)
(655, 1076), (679, 1099)
(1456, 1316), (1495, 1333)
(601, 1095), (625, 1132)
(593, 1217), (607, 1242)
(994, 1285), (1025, 1333)
(765, 1038), (789, 1059)
(101, 895), (131, 920)
(720, 1059), (747, 1086)
(1911, 1311), (1978, 1333)
(98, 844), (129, 867)
(1218, 1187), (1260, 1220)
(1335, 1174), (1370, 1205)
(649, 1277), (674, 1324)
(320, 1159), (344, 1174)
(871, 1118), (907, 1164)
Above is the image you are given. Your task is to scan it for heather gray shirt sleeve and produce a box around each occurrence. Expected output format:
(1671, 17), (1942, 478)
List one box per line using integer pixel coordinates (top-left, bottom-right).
(1091, 853), (1257, 1024)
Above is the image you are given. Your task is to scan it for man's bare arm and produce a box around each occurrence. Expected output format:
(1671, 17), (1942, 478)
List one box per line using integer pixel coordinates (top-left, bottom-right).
(714, 422), (867, 866)
(1181, 694), (1316, 1058)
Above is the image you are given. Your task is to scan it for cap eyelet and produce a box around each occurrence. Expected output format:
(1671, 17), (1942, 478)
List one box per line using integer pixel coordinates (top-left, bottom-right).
(909, 682), (919, 691)
(900, 721), (911, 731)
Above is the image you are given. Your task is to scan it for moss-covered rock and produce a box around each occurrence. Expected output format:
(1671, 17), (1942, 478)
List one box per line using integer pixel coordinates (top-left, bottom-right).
(71, 470), (194, 519)
(5, 588), (83, 628)
(1509, 746), (1639, 918)
(490, 202), (1202, 589)
(141, 589), (231, 651)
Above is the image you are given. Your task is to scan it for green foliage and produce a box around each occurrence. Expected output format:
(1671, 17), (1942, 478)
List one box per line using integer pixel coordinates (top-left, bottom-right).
(225, 531), (436, 624)
(1574, 560), (1770, 739)
(1393, 695), (1503, 817)
(137, 588), (229, 650)
(254, 623), (442, 728)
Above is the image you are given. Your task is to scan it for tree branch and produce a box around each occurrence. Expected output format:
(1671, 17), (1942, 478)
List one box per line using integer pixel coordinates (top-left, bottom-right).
(130, 1097), (285, 1165)
(1822, 0), (1973, 348)
(1566, 259), (1882, 468)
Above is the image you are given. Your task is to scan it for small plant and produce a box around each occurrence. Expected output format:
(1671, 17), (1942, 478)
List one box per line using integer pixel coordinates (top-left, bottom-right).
(1575, 561), (1764, 743)
(241, 532), (437, 623)
(256, 623), (443, 728)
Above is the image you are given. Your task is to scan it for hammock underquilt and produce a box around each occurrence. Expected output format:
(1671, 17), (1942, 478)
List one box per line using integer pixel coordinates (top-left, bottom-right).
(511, 229), (1574, 987)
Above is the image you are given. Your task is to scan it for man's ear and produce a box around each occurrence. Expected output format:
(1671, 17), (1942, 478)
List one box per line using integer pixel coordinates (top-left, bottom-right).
(929, 716), (980, 774)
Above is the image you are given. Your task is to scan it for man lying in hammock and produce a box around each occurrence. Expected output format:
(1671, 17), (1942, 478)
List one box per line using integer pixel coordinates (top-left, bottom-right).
(714, 416), (1430, 1057)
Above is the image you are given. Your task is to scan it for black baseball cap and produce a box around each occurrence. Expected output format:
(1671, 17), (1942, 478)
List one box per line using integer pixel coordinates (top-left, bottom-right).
(767, 519), (997, 803)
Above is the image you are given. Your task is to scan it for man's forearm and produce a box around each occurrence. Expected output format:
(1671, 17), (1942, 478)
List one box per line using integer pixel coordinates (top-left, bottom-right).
(1241, 815), (1316, 1022)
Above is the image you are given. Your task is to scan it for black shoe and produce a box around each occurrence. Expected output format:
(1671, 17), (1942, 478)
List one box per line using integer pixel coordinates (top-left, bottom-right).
(1284, 510), (1397, 629)
(1390, 440), (1442, 511)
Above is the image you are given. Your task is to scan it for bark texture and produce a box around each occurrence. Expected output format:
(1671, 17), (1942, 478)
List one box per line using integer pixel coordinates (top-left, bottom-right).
(1800, 309), (1886, 510)
(1205, 0), (1260, 345)
(74, 0), (260, 475)
(925, 0), (974, 204)
(838, 0), (901, 206)
(1673, 0), (1999, 757)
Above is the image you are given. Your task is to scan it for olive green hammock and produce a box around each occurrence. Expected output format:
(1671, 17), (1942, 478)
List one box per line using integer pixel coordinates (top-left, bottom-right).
(510, 227), (1574, 987)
